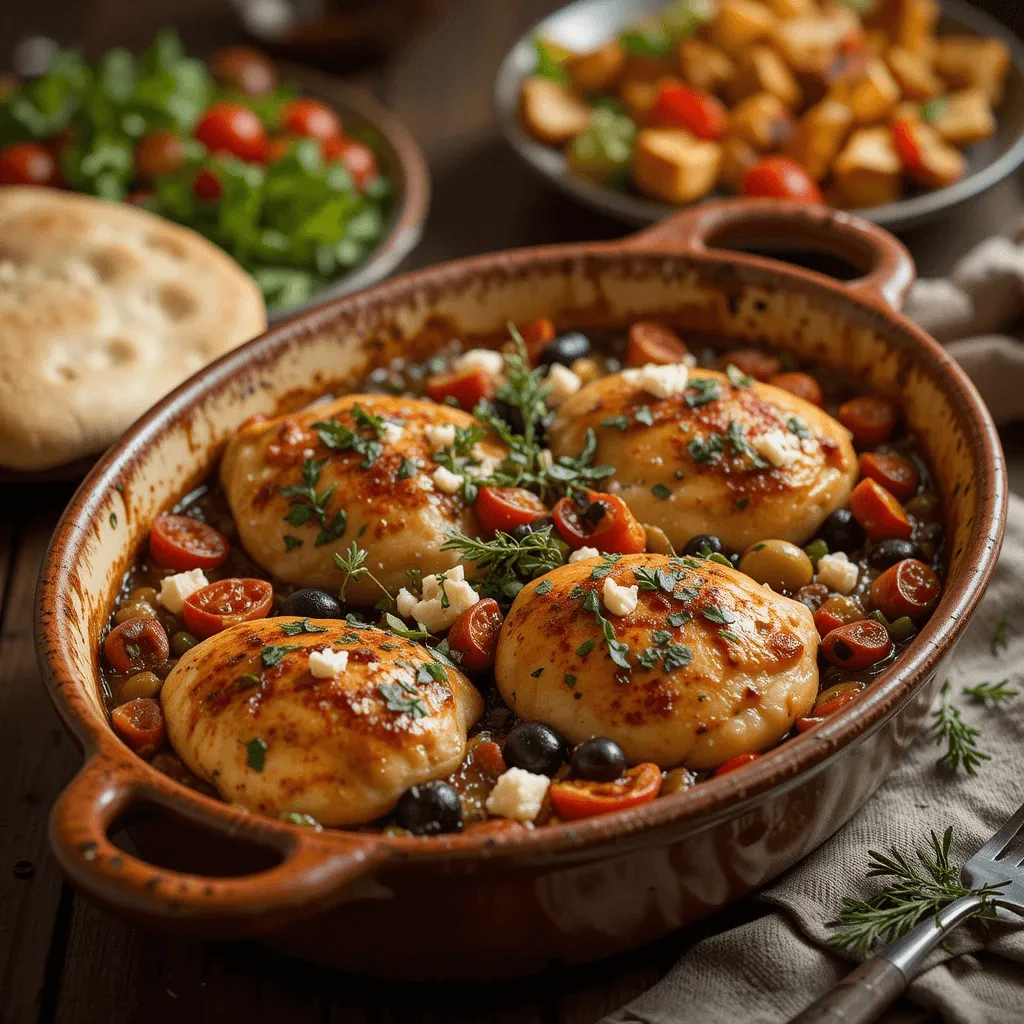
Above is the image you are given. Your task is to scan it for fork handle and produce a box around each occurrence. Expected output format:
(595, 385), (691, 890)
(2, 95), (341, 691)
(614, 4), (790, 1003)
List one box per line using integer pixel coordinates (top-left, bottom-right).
(791, 894), (985, 1023)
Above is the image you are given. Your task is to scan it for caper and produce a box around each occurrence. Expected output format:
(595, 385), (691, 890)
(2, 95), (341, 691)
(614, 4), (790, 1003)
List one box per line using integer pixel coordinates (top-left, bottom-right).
(119, 670), (163, 702)
(170, 631), (199, 657)
(738, 539), (814, 592)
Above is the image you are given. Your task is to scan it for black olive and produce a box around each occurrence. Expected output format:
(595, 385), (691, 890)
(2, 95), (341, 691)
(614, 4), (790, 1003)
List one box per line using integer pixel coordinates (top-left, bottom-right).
(503, 721), (566, 776)
(394, 780), (463, 835)
(581, 499), (608, 528)
(728, 552), (741, 568)
(280, 588), (344, 619)
(818, 509), (865, 554)
(571, 737), (626, 782)
(683, 534), (724, 557)
(492, 397), (525, 435)
(866, 538), (923, 570)
(510, 515), (554, 541)
(539, 331), (591, 368)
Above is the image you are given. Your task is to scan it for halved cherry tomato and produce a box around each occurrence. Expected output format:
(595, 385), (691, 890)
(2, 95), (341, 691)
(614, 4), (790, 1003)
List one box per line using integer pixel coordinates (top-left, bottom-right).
(648, 83), (727, 140)
(183, 578), (273, 638)
(468, 739), (506, 777)
(195, 101), (268, 162)
(516, 317), (556, 365)
(549, 762), (662, 820)
(149, 514), (229, 571)
(849, 478), (912, 541)
(769, 371), (823, 406)
(447, 598), (505, 672)
(870, 558), (940, 622)
(719, 348), (780, 381)
(475, 487), (549, 534)
(104, 618), (170, 674)
(552, 490), (647, 554)
(625, 321), (688, 367)
(892, 118), (965, 190)
(210, 46), (277, 96)
(713, 752), (761, 777)
(820, 618), (892, 669)
(425, 368), (494, 410)
(324, 136), (378, 191)
(741, 156), (823, 203)
(111, 697), (166, 757)
(0, 141), (60, 186)
(858, 451), (919, 501)
(838, 395), (897, 446)
(813, 594), (865, 638)
(795, 687), (860, 732)
(282, 98), (342, 142)
(193, 168), (223, 200)
(135, 130), (187, 179)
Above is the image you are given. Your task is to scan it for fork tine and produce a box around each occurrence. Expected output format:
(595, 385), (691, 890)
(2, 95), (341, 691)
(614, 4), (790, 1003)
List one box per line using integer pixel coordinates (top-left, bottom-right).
(972, 801), (1024, 863)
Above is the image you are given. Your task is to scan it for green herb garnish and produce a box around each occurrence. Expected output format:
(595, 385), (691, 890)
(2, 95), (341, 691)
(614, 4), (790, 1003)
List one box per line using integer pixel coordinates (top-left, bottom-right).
(990, 614), (1009, 657)
(261, 643), (300, 667)
(930, 680), (988, 775)
(441, 526), (565, 600)
(652, 483), (672, 500)
(333, 541), (394, 608)
(962, 680), (1017, 703)
(378, 678), (429, 718)
(246, 737), (267, 772)
(725, 364), (753, 388)
(686, 377), (720, 407)
(280, 457), (347, 547)
(601, 415), (629, 431)
(634, 405), (654, 426)
(279, 619), (328, 636)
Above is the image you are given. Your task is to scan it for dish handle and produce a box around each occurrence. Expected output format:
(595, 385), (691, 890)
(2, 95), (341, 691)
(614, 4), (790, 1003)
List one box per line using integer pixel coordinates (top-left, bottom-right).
(620, 199), (915, 312)
(49, 749), (384, 938)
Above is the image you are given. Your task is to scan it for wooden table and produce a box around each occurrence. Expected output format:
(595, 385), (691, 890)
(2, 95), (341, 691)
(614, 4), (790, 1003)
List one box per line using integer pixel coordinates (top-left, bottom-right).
(1, 3), (1023, 1022)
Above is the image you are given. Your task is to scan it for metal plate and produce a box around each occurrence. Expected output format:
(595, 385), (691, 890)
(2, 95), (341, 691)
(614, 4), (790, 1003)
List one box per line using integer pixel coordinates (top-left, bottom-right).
(494, 0), (1024, 231)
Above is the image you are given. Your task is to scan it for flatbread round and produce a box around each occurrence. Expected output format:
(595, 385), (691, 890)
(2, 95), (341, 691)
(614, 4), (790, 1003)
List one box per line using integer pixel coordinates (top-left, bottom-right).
(0, 187), (267, 471)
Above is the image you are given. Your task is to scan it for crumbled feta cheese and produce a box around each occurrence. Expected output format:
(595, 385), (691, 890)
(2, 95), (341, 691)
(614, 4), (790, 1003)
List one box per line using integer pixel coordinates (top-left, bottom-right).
(396, 588), (418, 618)
(380, 421), (403, 445)
(817, 552), (859, 595)
(158, 569), (209, 615)
(424, 422), (457, 448)
(538, 448), (554, 470)
(432, 465), (464, 494)
(569, 546), (601, 562)
(465, 454), (502, 480)
(401, 565), (479, 633)
(485, 767), (550, 823)
(453, 348), (505, 378)
(753, 429), (801, 469)
(623, 362), (689, 399)
(603, 577), (639, 616)
(309, 648), (349, 678)
(545, 363), (582, 407)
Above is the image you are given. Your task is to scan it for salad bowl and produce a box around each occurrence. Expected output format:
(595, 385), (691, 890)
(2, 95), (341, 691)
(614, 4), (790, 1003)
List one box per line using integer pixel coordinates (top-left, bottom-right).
(37, 200), (1004, 976)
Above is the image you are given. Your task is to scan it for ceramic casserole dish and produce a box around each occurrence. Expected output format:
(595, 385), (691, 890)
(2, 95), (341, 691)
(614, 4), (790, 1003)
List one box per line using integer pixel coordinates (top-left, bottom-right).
(36, 199), (1006, 978)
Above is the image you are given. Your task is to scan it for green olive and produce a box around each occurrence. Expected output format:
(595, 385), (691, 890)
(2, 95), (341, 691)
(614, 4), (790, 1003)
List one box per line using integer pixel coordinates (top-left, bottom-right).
(739, 539), (814, 592)
(114, 600), (158, 624)
(660, 766), (695, 796)
(170, 631), (199, 657)
(119, 670), (163, 702)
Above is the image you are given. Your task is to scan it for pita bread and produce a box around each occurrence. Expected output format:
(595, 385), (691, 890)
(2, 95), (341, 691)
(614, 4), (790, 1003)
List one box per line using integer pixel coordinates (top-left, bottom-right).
(0, 187), (267, 471)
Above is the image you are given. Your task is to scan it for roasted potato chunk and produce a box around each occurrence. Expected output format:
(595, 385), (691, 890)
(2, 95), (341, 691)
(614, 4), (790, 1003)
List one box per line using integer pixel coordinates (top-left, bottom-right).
(708, 0), (777, 56)
(833, 125), (902, 208)
(893, 117), (966, 188)
(765, 0), (815, 16)
(885, 45), (942, 100)
(930, 88), (996, 148)
(934, 36), (1010, 105)
(772, 16), (846, 76)
(828, 58), (902, 126)
(727, 91), (795, 150)
(676, 39), (736, 96)
(519, 76), (590, 145)
(728, 45), (802, 108)
(718, 134), (760, 191)
(633, 128), (722, 203)
(783, 98), (854, 181)
(876, 0), (940, 54)
(565, 40), (626, 95)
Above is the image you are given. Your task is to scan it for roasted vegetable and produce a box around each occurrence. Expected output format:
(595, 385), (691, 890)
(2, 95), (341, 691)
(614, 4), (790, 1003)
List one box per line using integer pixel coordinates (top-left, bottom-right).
(772, 16), (847, 76)
(892, 117), (965, 189)
(885, 45), (942, 101)
(676, 39), (736, 96)
(519, 77), (590, 145)
(828, 58), (902, 126)
(566, 107), (636, 185)
(565, 41), (627, 96)
(833, 125), (902, 207)
(934, 36), (1010, 105)
(708, 0), (777, 56)
(783, 98), (853, 180)
(718, 133), (759, 191)
(728, 45), (802, 108)
(929, 89), (996, 148)
(633, 127), (721, 202)
(727, 91), (794, 150)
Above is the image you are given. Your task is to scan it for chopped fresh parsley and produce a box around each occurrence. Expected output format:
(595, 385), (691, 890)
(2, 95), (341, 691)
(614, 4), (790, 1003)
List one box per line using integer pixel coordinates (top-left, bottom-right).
(418, 661), (447, 684)
(397, 457), (420, 480)
(582, 589), (631, 671)
(601, 415), (629, 431)
(652, 483), (672, 500)
(535, 578), (553, 595)
(787, 416), (811, 439)
(246, 737), (267, 772)
(635, 405), (654, 426)
(531, 666), (544, 677)
(576, 638), (595, 658)
(283, 535), (303, 551)
(668, 610), (692, 628)
(564, 672), (578, 687)
(590, 553), (622, 580)
(279, 619), (328, 636)
(280, 456), (347, 547)
(382, 612), (430, 640)
(702, 605), (734, 625)
(312, 404), (388, 470)
(378, 678), (429, 718)
(686, 378), (721, 407)
(261, 643), (301, 668)
(726, 364), (754, 388)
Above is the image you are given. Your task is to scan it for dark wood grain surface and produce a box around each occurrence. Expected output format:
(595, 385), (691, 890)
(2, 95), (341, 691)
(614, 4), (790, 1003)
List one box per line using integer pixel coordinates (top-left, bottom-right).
(0, 2), (1022, 1023)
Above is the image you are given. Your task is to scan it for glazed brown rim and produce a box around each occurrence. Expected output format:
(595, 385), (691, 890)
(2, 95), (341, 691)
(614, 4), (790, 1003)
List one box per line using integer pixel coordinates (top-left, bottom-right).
(37, 201), (1006, 930)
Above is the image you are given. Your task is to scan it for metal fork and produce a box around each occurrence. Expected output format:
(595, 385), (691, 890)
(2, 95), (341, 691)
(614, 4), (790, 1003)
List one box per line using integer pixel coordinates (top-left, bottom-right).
(792, 801), (1024, 1023)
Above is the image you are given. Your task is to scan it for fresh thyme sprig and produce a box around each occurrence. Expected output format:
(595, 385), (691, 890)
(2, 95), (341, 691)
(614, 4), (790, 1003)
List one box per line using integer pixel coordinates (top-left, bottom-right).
(829, 827), (1004, 957)
(962, 680), (1018, 703)
(440, 525), (566, 600)
(931, 680), (989, 775)
(333, 542), (394, 608)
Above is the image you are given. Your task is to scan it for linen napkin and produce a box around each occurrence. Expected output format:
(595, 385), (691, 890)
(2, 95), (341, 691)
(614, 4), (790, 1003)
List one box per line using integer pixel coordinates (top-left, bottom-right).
(605, 495), (1024, 1024)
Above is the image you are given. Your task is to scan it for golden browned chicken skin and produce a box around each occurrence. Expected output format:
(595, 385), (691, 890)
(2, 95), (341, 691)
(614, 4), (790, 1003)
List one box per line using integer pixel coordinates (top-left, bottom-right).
(161, 618), (483, 826)
(220, 394), (507, 604)
(495, 554), (818, 770)
(549, 368), (857, 552)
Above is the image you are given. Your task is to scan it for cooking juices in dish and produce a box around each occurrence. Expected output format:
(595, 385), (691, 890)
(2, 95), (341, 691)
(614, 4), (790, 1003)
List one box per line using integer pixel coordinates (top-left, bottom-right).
(99, 322), (943, 834)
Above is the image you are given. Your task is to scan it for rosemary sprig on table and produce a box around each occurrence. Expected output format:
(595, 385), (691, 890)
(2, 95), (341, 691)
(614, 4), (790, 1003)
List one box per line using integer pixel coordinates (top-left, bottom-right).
(829, 827), (1004, 957)
(990, 614), (1010, 657)
(962, 680), (1018, 703)
(931, 680), (989, 776)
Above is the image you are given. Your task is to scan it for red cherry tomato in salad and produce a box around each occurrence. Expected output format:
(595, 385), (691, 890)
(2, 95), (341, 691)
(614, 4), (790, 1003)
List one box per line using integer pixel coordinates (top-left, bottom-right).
(447, 598), (505, 672)
(768, 371), (823, 406)
(104, 618), (170, 674)
(649, 83), (727, 140)
(195, 101), (269, 162)
(858, 451), (920, 501)
(838, 395), (898, 446)
(0, 141), (60, 186)
(209, 46), (277, 96)
(183, 578), (273, 638)
(741, 156), (823, 203)
(552, 490), (647, 554)
(549, 762), (662, 820)
(474, 486), (549, 534)
(111, 697), (166, 757)
(193, 168), (223, 200)
(323, 136), (378, 191)
(820, 618), (893, 669)
(625, 321), (688, 367)
(149, 514), (229, 571)
(282, 98), (342, 142)
(713, 752), (761, 777)
(870, 558), (940, 622)
(849, 478), (912, 541)
(425, 368), (494, 410)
